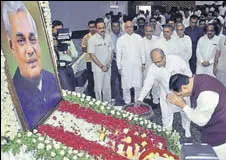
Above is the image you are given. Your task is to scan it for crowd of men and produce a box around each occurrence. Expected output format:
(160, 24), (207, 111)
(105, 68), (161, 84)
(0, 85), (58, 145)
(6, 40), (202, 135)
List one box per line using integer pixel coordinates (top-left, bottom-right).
(52, 4), (226, 159)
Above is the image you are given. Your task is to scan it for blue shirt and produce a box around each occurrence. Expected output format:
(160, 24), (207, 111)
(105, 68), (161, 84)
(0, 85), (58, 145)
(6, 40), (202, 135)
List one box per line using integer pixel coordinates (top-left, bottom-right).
(13, 68), (62, 130)
(184, 26), (204, 58)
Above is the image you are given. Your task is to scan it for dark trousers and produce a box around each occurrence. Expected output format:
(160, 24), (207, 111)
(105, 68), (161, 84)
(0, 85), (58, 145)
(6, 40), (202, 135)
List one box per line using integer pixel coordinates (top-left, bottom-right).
(111, 59), (124, 105)
(189, 57), (197, 75)
(58, 66), (75, 91)
(86, 62), (95, 98)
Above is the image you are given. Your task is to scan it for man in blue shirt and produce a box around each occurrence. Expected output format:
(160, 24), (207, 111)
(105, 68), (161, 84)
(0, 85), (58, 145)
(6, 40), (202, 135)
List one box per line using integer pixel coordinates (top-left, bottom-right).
(185, 15), (204, 74)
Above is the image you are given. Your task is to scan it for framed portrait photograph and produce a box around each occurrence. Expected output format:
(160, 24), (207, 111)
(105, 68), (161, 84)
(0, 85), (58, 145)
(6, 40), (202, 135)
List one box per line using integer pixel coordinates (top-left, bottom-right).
(110, 1), (119, 9)
(1, 1), (62, 130)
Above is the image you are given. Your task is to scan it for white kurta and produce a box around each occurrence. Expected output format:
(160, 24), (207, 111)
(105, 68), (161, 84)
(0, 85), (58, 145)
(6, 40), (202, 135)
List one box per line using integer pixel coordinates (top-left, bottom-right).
(176, 35), (192, 67)
(138, 55), (192, 130)
(116, 33), (145, 89)
(216, 35), (226, 87)
(143, 36), (159, 76)
(196, 35), (220, 77)
(183, 91), (226, 160)
(155, 37), (179, 56)
(143, 36), (160, 103)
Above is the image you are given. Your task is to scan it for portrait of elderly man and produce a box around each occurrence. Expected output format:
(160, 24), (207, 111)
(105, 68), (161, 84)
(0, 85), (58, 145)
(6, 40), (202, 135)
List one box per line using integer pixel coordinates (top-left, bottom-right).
(2, 1), (61, 130)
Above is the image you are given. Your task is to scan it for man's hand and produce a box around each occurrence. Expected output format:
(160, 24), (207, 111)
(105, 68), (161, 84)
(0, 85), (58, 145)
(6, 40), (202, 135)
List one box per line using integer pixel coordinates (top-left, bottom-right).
(101, 66), (108, 72)
(166, 93), (186, 108)
(134, 100), (142, 107)
(118, 69), (122, 75)
(202, 61), (210, 67)
(66, 49), (71, 56)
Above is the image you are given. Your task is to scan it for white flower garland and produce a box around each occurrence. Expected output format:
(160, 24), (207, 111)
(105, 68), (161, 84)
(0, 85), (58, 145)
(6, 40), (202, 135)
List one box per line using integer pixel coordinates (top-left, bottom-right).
(1, 50), (22, 139)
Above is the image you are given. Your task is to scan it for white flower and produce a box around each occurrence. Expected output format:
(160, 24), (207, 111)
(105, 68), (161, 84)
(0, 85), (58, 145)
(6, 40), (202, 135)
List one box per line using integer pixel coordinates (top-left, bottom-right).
(128, 116), (132, 120)
(100, 105), (105, 111)
(46, 144), (52, 151)
(81, 98), (84, 102)
(123, 128), (129, 134)
(51, 151), (56, 157)
(32, 139), (37, 143)
(89, 102), (94, 105)
(62, 90), (67, 97)
(45, 139), (50, 144)
(140, 121), (144, 125)
(78, 152), (84, 157)
(54, 143), (60, 149)
(92, 98), (96, 102)
(68, 148), (73, 154)
(77, 93), (81, 98)
(116, 111), (121, 116)
(38, 137), (44, 141)
(103, 101), (108, 106)
(63, 157), (69, 160)
(17, 133), (22, 137)
(33, 129), (38, 134)
(72, 92), (77, 96)
(16, 139), (22, 144)
(1, 139), (7, 145)
(73, 150), (78, 154)
(81, 94), (86, 98)
(95, 100), (101, 105)
(60, 150), (65, 156)
(73, 155), (78, 159)
(86, 96), (91, 101)
(27, 131), (32, 137)
(37, 143), (45, 149)
(110, 110), (115, 115)
(147, 124), (152, 128)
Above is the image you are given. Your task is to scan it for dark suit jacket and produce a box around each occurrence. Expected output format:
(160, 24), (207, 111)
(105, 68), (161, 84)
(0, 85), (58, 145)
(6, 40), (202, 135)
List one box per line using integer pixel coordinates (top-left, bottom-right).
(13, 68), (62, 130)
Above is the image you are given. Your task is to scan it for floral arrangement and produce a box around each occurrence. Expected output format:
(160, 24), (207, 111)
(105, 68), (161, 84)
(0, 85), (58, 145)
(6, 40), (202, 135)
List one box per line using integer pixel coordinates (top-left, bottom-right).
(1, 1), (181, 159)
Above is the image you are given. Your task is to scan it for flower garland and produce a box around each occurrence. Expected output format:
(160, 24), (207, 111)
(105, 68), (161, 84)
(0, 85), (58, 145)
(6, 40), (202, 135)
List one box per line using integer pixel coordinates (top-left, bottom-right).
(1, 130), (95, 160)
(38, 100), (177, 159)
(1, 50), (22, 139)
(61, 90), (181, 156)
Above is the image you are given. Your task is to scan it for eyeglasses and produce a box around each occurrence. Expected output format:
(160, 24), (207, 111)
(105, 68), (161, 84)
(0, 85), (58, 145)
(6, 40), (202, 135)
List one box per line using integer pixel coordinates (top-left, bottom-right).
(191, 21), (197, 24)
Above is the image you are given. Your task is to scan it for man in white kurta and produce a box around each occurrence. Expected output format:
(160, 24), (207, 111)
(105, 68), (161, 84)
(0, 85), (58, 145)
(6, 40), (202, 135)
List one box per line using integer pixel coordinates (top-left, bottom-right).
(196, 24), (220, 77)
(175, 23), (192, 67)
(136, 48), (192, 136)
(156, 25), (180, 56)
(116, 20), (145, 104)
(143, 25), (160, 104)
(214, 32), (226, 87)
(88, 18), (114, 102)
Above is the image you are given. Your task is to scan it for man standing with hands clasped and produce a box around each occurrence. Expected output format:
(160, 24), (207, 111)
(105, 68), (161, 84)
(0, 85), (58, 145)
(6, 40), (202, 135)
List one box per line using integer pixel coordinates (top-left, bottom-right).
(167, 73), (226, 160)
(88, 18), (114, 103)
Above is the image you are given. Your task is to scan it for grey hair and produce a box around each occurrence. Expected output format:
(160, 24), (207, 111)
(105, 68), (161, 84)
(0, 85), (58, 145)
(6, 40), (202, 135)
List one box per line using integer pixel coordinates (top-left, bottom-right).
(176, 22), (185, 30)
(150, 48), (165, 58)
(2, 1), (38, 39)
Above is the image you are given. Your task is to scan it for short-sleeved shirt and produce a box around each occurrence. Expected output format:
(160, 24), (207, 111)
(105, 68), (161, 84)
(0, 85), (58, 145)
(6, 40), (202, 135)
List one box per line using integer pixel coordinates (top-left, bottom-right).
(81, 32), (92, 62)
(88, 33), (114, 72)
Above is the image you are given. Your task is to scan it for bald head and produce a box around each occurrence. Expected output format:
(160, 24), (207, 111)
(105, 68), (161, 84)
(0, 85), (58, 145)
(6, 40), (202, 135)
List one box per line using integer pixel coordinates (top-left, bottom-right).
(151, 48), (166, 68)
